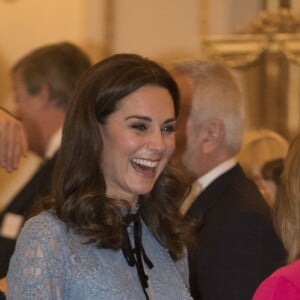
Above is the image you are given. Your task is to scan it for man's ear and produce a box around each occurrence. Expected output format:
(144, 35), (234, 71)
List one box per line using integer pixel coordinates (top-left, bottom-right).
(201, 119), (225, 154)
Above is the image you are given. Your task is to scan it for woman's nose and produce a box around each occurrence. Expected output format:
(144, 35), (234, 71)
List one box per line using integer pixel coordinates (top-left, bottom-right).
(147, 132), (166, 153)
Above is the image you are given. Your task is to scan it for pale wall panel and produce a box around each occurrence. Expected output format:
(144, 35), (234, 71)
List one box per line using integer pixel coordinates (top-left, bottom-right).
(112, 0), (200, 59)
(0, 0), (85, 66)
(209, 0), (262, 34)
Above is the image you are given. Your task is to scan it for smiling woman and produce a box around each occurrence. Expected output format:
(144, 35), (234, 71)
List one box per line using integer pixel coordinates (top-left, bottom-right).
(99, 85), (176, 207)
(7, 53), (195, 300)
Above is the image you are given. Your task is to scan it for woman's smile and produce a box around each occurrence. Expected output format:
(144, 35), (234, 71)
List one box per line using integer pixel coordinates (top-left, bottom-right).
(130, 157), (161, 178)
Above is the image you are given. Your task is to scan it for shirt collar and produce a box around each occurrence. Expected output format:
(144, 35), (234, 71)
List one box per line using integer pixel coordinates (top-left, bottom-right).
(44, 127), (62, 159)
(197, 157), (237, 191)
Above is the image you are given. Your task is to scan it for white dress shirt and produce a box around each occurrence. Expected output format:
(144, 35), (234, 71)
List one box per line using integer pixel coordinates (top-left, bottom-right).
(180, 157), (237, 215)
(0, 128), (62, 212)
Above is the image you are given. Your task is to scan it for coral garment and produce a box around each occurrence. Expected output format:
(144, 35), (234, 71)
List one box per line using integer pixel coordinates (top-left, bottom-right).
(253, 259), (300, 300)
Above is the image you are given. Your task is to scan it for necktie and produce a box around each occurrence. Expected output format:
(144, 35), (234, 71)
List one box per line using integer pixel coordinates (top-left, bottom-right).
(180, 181), (202, 215)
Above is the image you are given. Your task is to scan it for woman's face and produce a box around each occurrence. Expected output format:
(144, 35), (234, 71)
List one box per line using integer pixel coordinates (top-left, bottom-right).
(99, 85), (176, 207)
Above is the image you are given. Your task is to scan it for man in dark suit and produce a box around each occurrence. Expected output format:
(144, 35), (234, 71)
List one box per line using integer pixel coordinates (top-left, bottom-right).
(0, 42), (91, 278)
(173, 60), (286, 299)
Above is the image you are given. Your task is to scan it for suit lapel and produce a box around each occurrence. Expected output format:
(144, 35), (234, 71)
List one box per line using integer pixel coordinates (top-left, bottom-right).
(1, 153), (57, 217)
(187, 164), (246, 220)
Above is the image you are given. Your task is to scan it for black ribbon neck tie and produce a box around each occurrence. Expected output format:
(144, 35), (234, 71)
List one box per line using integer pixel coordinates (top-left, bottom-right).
(122, 211), (154, 300)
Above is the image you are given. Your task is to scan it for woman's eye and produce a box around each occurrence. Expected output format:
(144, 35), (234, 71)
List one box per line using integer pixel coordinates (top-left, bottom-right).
(162, 124), (176, 134)
(131, 123), (148, 131)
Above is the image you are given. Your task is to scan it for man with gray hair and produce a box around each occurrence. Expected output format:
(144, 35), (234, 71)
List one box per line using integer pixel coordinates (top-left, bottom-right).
(0, 42), (91, 279)
(173, 60), (285, 299)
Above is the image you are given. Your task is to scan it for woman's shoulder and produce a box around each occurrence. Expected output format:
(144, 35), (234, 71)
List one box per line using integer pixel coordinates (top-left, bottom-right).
(21, 210), (66, 239)
(12, 211), (70, 270)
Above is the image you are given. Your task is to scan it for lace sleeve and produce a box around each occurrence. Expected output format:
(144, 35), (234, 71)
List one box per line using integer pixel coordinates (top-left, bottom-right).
(174, 249), (190, 290)
(7, 213), (67, 300)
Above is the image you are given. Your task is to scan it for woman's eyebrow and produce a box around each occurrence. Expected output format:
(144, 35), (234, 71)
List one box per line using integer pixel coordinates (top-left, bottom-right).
(164, 118), (176, 124)
(125, 115), (176, 124)
(125, 115), (151, 121)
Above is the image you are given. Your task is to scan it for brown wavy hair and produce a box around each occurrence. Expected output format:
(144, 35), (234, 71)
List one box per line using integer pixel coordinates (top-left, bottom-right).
(54, 53), (194, 260)
(274, 134), (300, 263)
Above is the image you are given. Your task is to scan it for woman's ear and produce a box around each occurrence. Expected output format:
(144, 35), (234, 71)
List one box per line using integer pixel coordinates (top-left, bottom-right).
(201, 119), (224, 154)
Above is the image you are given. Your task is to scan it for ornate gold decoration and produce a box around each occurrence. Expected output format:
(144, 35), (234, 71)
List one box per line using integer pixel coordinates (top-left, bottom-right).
(200, 1), (300, 68)
(200, 33), (300, 68)
(237, 9), (300, 34)
(199, 1), (300, 139)
(200, 35), (266, 68)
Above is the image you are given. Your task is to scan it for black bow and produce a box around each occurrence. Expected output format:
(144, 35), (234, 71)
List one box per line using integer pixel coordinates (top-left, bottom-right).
(122, 211), (154, 300)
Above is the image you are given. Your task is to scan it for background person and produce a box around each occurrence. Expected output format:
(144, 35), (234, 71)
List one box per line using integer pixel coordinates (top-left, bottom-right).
(260, 158), (285, 206)
(253, 133), (300, 299)
(0, 42), (91, 280)
(174, 59), (285, 300)
(237, 128), (289, 207)
(7, 53), (194, 299)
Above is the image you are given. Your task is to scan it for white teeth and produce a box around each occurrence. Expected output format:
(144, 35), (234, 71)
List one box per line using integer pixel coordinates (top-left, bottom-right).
(132, 158), (158, 168)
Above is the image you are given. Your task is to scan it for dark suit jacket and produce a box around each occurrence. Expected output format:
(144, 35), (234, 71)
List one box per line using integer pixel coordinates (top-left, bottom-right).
(187, 164), (286, 300)
(0, 154), (57, 278)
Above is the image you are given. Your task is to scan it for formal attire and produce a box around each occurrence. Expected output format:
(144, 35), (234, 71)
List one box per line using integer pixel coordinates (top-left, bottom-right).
(253, 259), (300, 300)
(0, 155), (57, 278)
(187, 160), (286, 300)
(7, 210), (192, 300)
(0, 129), (61, 278)
(0, 154), (41, 212)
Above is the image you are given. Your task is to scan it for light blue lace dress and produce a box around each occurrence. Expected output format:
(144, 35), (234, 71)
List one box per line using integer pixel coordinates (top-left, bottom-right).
(7, 211), (192, 299)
